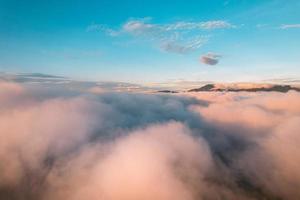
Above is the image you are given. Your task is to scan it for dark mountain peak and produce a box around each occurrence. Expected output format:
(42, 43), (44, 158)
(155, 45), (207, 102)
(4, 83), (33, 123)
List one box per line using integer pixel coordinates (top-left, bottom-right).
(188, 84), (214, 92)
(188, 83), (300, 93)
(157, 90), (178, 93)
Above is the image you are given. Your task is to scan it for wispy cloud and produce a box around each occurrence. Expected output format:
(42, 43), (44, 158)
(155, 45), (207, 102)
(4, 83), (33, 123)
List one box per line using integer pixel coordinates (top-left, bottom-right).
(256, 24), (268, 28)
(160, 36), (208, 54)
(279, 24), (300, 29)
(164, 20), (235, 30)
(120, 18), (218, 54)
(88, 18), (235, 54)
(200, 53), (222, 65)
(86, 24), (119, 36)
(122, 18), (157, 35)
(122, 19), (235, 33)
(120, 18), (234, 37)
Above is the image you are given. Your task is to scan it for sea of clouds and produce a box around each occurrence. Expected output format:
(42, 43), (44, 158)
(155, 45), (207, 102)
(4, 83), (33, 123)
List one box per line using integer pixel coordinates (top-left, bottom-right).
(0, 81), (300, 200)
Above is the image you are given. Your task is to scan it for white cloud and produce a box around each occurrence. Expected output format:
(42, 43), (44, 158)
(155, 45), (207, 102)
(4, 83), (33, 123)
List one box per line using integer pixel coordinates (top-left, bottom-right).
(122, 19), (157, 35)
(191, 20), (234, 30)
(86, 24), (119, 36)
(163, 20), (235, 31)
(88, 18), (235, 54)
(160, 36), (208, 54)
(121, 19), (235, 34)
(279, 24), (300, 29)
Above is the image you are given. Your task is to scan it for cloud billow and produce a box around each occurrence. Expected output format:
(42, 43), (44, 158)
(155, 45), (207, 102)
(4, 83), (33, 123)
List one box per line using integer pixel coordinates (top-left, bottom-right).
(1, 81), (300, 200)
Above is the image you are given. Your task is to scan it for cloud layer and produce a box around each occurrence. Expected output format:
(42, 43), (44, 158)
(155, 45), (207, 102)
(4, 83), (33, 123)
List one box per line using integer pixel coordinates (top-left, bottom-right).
(0, 81), (300, 200)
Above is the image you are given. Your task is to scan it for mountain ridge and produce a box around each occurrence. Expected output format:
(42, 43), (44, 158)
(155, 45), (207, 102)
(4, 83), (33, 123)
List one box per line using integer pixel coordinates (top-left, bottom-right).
(188, 83), (300, 93)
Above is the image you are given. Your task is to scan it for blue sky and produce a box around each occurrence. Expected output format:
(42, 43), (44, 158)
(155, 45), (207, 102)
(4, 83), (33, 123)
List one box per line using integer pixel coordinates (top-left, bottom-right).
(0, 0), (300, 83)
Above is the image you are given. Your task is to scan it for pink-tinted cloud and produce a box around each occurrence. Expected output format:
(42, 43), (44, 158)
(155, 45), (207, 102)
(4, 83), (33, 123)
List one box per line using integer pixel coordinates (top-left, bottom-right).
(200, 53), (222, 65)
(1, 81), (300, 200)
(46, 122), (214, 200)
(188, 91), (300, 199)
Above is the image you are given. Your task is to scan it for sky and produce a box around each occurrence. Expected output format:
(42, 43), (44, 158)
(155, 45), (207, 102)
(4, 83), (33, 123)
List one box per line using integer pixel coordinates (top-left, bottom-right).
(0, 0), (300, 84)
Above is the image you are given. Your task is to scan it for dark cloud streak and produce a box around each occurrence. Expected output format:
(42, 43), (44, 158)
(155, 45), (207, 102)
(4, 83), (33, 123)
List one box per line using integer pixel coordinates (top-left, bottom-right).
(200, 53), (222, 65)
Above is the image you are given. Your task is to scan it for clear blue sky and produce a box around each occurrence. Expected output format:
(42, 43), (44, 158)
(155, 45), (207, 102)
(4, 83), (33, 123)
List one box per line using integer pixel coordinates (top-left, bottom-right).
(0, 0), (299, 83)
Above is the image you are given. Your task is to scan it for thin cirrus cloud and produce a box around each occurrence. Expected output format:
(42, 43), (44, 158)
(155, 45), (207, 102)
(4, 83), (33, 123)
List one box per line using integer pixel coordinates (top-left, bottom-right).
(279, 24), (300, 29)
(160, 36), (208, 54)
(121, 19), (235, 33)
(163, 20), (235, 30)
(87, 18), (235, 54)
(86, 24), (120, 36)
(200, 53), (222, 65)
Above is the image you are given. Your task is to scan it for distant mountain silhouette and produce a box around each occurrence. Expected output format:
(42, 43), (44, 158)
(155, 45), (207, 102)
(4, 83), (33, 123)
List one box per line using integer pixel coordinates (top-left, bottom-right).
(188, 84), (300, 93)
(157, 90), (178, 93)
